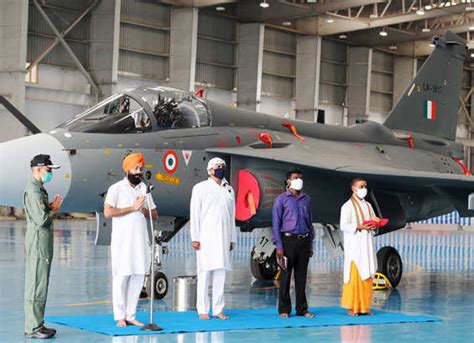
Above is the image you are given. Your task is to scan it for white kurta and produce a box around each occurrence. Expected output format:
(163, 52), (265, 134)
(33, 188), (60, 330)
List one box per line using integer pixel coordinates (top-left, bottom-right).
(190, 178), (237, 273)
(340, 196), (377, 284)
(105, 178), (156, 276)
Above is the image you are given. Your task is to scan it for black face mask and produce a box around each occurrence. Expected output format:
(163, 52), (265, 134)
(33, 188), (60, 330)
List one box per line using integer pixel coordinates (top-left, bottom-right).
(127, 173), (142, 185)
(214, 168), (225, 180)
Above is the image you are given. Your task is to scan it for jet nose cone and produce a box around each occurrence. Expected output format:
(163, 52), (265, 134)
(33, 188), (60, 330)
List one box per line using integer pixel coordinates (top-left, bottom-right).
(0, 134), (72, 208)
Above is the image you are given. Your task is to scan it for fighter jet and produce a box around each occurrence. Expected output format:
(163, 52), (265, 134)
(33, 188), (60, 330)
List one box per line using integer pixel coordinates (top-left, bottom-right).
(1, 31), (473, 296)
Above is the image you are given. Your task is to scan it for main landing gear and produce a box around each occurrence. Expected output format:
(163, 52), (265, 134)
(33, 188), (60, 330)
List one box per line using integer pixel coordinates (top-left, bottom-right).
(249, 224), (403, 289)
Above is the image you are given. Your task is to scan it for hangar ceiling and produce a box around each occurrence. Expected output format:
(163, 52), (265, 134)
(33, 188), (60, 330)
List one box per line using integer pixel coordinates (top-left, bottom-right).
(169, 0), (474, 59)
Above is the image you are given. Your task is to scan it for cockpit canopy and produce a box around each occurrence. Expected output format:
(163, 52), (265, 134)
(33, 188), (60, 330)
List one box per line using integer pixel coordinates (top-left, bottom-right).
(58, 87), (210, 133)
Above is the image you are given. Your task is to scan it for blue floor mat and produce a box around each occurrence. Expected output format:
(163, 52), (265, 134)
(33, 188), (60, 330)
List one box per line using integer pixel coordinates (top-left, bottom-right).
(46, 306), (441, 336)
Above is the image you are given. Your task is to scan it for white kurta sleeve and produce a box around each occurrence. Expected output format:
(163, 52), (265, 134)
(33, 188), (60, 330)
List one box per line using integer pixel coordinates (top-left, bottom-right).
(230, 190), (237, 244)
(104, 184), (118, 208)
(340, 203), (357, 234)
(190, 185), (201, 242)
(368, 202), (375, 218)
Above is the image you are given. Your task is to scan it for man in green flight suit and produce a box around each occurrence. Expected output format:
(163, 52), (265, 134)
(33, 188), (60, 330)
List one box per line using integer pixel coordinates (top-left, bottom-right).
(24, 154), (63, 339)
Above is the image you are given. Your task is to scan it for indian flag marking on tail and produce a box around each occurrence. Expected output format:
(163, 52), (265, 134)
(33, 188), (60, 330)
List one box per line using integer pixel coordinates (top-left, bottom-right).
(424, 100), (437, 120)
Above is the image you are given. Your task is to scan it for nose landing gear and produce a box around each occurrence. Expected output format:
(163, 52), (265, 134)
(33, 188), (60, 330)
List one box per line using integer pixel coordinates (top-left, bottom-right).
(250, 227), (278, 280)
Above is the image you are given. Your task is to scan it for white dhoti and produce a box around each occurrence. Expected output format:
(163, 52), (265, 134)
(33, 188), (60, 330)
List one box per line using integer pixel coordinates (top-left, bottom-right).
(196, 269), (226, 316)
(112, 274), (145, 320)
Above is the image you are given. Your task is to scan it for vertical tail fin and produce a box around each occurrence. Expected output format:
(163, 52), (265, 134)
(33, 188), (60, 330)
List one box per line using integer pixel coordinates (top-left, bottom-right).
(384, 31), (467, 141)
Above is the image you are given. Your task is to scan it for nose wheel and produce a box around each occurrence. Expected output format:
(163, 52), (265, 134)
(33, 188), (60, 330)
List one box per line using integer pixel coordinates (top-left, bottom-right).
(141, 271), (169, 300)
(146, 271), (169, 300)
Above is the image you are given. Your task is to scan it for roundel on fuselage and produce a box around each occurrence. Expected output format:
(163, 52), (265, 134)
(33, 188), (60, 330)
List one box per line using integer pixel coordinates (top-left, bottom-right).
(163, 150), (178, 174)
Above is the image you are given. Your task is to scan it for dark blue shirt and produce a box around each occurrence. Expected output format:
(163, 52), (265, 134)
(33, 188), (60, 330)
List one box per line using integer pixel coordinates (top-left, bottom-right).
(272, 190), (314, 250)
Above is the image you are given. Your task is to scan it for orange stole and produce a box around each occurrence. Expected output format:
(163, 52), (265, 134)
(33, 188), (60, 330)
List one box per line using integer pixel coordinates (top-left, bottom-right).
(341, 262), (373, 314)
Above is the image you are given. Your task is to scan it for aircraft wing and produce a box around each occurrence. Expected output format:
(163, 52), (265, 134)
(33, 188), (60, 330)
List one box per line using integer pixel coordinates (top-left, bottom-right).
(207, 139), (474, 219)
(207, 144), (473, 184)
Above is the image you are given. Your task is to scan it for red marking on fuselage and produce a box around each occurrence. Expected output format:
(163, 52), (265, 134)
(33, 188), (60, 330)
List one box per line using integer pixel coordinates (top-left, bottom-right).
(236, 170), (261, 221)
(282, 121), (305, 142)
(264, 188), (283, 195)
(217, 138), (229, 148)
(259, 133), (273, 148)
(195, 88), (205, 98)
(452, 157), (472, 176)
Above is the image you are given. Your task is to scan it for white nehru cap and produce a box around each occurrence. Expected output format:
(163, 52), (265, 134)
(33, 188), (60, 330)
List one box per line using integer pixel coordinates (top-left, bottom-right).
(207, 157), (226, 171)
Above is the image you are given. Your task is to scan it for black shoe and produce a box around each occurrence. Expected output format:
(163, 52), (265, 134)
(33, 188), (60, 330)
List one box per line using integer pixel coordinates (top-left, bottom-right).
(24, 327), (55, 339)
(41, 326), (57, 335)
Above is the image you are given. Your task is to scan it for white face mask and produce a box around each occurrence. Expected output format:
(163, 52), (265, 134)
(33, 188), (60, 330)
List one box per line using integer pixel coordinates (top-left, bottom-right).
(355, 188), (368, 199)
(289, 178), (303, 191)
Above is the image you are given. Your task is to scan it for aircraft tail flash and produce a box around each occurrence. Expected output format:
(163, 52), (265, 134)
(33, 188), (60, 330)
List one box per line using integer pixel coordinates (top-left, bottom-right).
(383, 31), (467, 141)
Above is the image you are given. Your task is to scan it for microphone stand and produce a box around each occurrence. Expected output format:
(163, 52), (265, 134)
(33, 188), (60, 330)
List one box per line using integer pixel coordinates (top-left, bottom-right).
(141, 181), (163, 331)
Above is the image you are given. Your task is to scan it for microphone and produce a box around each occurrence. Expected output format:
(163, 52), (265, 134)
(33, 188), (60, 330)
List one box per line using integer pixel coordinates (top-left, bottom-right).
(143, 179), (155, 193)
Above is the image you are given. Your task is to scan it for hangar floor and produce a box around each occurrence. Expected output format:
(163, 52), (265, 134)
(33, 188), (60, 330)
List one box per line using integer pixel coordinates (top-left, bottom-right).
(0, 220), (473, 342)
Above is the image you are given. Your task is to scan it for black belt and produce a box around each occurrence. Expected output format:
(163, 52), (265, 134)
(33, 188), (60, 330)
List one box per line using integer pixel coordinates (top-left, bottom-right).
(283, 232), (309, 240)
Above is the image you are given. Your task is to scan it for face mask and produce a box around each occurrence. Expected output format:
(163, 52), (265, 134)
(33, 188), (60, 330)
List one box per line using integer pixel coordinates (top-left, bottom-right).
(127, 173), (142, 186)
(41, 171), (53, 184)
(289, 178), (303, 191)
(355, 188), (368, 199)
(214, 168), (225, 180)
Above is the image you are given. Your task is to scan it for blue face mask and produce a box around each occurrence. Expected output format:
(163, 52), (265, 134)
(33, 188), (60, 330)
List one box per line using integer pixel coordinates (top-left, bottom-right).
(214, 168), (225, 180)
(41, 171), (53, 184)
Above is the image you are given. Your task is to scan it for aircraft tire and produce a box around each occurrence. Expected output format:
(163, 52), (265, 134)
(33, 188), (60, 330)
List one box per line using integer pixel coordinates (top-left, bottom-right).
(376, 246), (403, 288)
(146, 271), (169, 300)
(250, 249), (278, 280)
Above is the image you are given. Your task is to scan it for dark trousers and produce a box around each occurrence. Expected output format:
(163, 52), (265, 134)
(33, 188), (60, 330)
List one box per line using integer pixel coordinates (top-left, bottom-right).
(278, 235), (311, 315)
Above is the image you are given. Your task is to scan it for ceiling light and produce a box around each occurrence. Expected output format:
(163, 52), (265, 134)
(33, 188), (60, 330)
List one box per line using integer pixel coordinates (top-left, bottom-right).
(467, 0), (474, 10)
(416, 0), (425, 14)
(260, 0), (269, 8)
(326, 16), (334, 23)
(471, 53), (474, 57)
(216, 6), (225, 11)
(339, 34), (347, 39)
(425, 5), (433, 10)
(470, 26), (474, 30)
(429, 43), (436, 47)
(282, 21), (291, 26)
(389, 45), (397, 50)
(379, 28), (388, 36)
